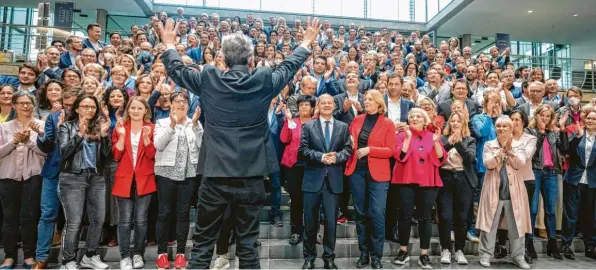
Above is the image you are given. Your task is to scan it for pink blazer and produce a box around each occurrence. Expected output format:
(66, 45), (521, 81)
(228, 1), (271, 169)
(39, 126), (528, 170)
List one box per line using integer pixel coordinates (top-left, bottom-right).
(391, 128), (446, 187)
(280, 119), (303, 168)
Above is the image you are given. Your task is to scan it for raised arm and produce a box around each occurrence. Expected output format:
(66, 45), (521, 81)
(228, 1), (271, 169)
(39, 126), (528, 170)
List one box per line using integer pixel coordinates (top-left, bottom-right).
(159, 19), (202, 96)
(271, 17), (320, 93)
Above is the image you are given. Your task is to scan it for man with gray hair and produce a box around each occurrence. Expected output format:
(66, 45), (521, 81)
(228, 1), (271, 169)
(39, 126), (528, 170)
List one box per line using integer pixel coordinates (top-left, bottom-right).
(287, 76), (318, 117)
(158, 17), (321, 269)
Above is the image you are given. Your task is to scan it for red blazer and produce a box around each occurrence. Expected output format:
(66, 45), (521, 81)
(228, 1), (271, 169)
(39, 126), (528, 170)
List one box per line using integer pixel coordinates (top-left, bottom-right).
(345, 114), (396, 181)
(111, 122), (157, 197)
(280, 119), (303, 168)
(391, 128), (446, 187)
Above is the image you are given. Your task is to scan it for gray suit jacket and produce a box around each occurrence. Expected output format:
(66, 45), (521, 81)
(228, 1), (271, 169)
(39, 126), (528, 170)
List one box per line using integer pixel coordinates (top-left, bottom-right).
(161, 46), (310, 177)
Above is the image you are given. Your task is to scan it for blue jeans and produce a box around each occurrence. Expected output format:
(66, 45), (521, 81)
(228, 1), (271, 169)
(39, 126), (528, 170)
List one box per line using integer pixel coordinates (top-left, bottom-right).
(349, 169), (389, 260)
(269, 171), (281, 217)
(35, 176), (60, 261)
(531, 169), (558, 240)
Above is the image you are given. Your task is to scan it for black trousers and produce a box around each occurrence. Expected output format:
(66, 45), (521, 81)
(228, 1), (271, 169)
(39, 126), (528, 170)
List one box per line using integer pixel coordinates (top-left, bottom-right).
(0, 176), (43, 260)
(338, 175), (351, 219)
(398, 184), (438, 250)
(437, 170), (474, 251)
(189, 177), (265, 269)
(285, 165), (305, 235)
(303, 177), (339, 261)
(385, 158), (398, 237)
(562, 182), (596, 249)
(155, 176), (197, 254)
(215, 205), (234, 256)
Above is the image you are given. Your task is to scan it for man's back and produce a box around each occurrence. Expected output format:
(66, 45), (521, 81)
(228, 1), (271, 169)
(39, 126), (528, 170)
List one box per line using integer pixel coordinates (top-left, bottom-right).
(162, 46), (311, 177)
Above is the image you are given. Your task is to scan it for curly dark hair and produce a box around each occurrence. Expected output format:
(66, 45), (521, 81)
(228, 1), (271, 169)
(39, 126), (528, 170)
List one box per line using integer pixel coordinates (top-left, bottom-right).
(102, 86), (130, 112)
(37, 79), (65, 110)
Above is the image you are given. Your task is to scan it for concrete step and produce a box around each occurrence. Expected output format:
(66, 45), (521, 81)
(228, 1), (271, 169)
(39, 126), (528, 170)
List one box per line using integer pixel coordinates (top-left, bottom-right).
(3, 237), (586, 264)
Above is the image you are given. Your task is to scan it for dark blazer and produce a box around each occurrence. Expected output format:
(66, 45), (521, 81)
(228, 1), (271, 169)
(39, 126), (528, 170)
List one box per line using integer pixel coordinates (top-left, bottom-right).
(332, 92), (365, 125)
(162, 46), (310, 177)
(517, 101), (558, 118)
(564, 134), (596, 188)
(37, 67), (64, 86)
(299, 118), (353, 193)
(437, 98), (479, 122)
(383, 95), (416, 123)
(332, 78), (373, 95)
(439, 135), (478, 188)
(37, 111), (62, 179)
(515, 96), (527, 107)
(525, 127), (567, 173)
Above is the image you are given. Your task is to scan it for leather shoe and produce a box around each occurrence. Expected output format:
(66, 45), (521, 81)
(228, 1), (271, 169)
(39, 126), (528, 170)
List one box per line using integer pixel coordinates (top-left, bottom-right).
(31, 261), (47, 270)
(355, 254), (369, 268)
(324, 260), (338, 269)
(302, 260), (315, 269)
(586, 249), (596, 260)
(563, 246), (575, 260)
(371, 259), (383, 269)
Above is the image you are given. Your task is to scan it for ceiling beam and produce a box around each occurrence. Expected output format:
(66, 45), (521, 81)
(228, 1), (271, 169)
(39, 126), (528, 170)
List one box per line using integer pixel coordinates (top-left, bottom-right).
(425, 0), (476, 32)
(133, 0), (154, 17)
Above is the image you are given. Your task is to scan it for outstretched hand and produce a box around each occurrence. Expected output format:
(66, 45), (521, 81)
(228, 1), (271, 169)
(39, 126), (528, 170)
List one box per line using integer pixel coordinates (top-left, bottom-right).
(301, 17), (321, 48)
(158, 18), (179, 49)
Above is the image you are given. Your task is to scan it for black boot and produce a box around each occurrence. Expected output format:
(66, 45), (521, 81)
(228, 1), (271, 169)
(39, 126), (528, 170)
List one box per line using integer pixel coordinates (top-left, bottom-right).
(526, 235), (537, 259)
(546, 239), (563, 260)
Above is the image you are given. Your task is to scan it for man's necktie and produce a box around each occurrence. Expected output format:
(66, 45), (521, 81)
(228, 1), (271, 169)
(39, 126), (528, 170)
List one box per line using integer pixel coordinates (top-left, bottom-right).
(324, 121), (331, 151)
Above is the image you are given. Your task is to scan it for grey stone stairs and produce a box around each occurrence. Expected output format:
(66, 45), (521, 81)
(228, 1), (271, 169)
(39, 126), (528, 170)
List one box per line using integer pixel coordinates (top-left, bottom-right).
(0, 192), (587, 264)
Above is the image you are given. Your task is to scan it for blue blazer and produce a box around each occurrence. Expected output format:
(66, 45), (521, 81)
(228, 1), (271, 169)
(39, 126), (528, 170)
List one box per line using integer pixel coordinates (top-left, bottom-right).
(37, 111), (62, 179)
(383, 95), (416, 123)
(564, 134), (596, 188)
(82, 38), (106, 53)
(0, 76), (19, 89)
(268, 106), (285, 162)
(59, 52), (75, 69)
(299, 118), (353, 193)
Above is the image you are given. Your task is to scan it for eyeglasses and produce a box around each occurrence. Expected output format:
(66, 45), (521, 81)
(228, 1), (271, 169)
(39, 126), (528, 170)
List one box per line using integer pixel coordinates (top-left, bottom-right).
(112, 74), (126, 78)
(63, 103), (74, 109)
(15, 101), (33, 107)
(172, 99), (187, 105)
(79, 105), (97, 110)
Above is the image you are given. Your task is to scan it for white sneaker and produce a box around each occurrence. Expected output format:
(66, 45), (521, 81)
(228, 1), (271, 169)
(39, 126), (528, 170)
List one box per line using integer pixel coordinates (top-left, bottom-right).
(212, 254), (230, 270)
(440, 249), (451, 264)
(60, 261), (78, 270)
(120, 258), (133, 270)
(455, 250), (468, 265)
(479, 257), (491, 267)
(80, 255), (109, 269)
(132, 255), (145, 269)
(513, 255), (530, 269)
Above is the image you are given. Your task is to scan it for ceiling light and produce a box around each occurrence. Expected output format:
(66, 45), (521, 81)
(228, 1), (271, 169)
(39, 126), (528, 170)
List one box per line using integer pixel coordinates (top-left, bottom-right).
(574, 14), (579, 16)
(528, 10), (533, 13)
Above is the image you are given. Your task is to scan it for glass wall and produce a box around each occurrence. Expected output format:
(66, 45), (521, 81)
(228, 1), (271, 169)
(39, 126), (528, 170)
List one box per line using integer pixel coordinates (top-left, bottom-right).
(153, 0), (455, 22)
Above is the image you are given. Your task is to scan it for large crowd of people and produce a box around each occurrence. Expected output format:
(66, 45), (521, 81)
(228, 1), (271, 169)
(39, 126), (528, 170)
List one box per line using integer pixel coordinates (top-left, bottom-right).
(0, 6), (594, 270)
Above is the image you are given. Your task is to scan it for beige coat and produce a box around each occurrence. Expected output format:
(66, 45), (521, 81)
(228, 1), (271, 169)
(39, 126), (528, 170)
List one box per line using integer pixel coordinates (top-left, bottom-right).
(476, 139), (532, 238)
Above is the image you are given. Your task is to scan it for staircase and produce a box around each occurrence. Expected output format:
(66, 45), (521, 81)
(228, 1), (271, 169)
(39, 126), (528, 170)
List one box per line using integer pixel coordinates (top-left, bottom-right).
(0, 191), (587, 265)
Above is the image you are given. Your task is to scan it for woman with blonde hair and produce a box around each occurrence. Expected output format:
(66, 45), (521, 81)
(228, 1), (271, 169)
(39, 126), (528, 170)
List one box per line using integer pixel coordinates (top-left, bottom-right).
(134, 74), (155, 101)
(81, 76), (102, 97)
(83, 63), (106, 84)
(392, 107), (446, 269)
(117, 54), (138, 89)
(476, 115), (532, 269)
(437, 111), (477, 265)
(345, 90), (396, 269)
(418, 97), (443, 133)
(526, 104), (567, 259)
(110, 65), (135, 97)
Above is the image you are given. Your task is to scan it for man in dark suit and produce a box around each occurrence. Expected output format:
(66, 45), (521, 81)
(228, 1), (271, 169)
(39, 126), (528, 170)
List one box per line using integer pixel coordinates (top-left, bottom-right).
(517, 81), (558, 118)
(158, 18), (321, 269)
(299, 94), (352, 269)
(59, 36), (82, 69)
(436, 80), (480, 122)
(383, 73), (415, 242)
